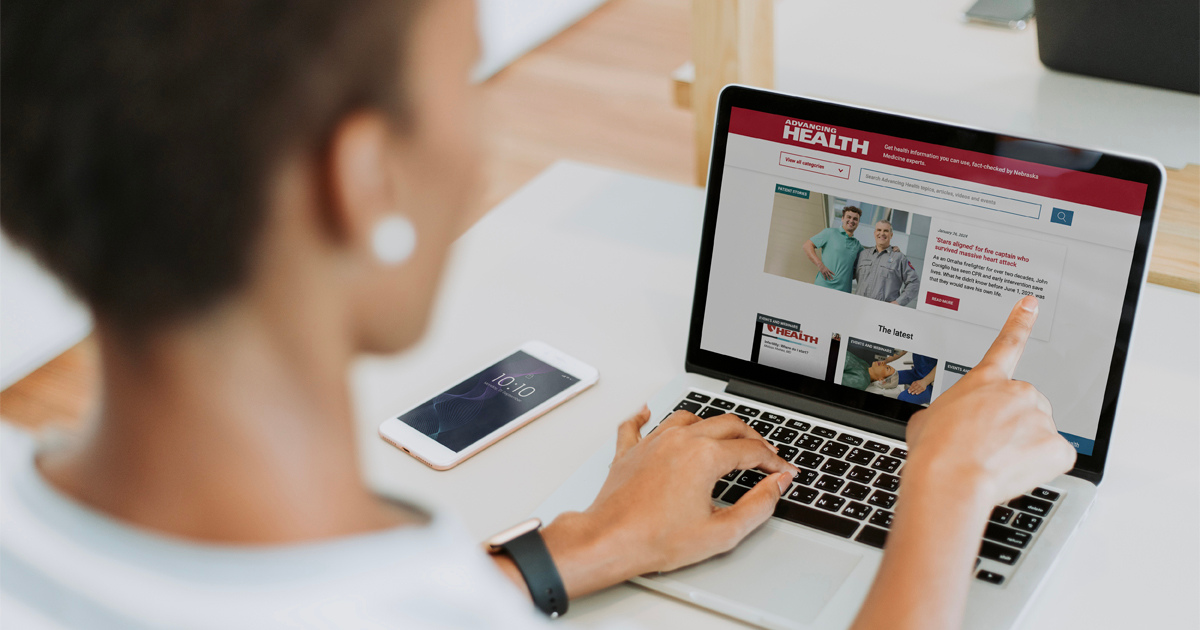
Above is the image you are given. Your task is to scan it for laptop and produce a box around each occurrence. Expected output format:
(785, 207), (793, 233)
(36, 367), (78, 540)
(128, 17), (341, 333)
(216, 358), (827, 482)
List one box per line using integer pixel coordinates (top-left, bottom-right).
(534, 85), (1164, 629)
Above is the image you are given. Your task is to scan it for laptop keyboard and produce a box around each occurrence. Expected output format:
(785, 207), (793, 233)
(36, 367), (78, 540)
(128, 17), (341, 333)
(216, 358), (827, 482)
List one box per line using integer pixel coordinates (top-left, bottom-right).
(672, 389), (1065, 587)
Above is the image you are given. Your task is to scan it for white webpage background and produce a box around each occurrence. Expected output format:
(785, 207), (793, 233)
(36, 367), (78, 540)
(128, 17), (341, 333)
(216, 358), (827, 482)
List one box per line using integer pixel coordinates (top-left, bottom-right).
(700, 135), (1140, 444)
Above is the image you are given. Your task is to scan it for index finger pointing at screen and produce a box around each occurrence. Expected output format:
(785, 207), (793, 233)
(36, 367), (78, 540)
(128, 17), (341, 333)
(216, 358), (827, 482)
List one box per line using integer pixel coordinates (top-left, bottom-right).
(978, 296), (1039, 379)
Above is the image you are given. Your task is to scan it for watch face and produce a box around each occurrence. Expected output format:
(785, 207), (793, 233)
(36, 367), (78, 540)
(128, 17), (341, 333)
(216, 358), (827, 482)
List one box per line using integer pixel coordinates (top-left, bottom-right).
(486, 518), (542, 552)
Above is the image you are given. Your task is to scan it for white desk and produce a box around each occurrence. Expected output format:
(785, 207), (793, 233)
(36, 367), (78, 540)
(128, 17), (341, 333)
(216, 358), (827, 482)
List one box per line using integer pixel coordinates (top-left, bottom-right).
(354, 161), (1200, 629)
(773, 1), (1200, 169)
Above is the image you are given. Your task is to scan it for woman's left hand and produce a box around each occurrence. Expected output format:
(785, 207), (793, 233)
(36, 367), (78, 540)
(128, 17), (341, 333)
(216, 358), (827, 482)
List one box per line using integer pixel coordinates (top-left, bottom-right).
(537, 406), (799, 598)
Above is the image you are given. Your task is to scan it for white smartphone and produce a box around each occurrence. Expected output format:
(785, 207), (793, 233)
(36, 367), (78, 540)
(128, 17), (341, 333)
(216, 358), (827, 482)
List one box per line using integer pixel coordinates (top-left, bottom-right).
(378, 341), (598, 470)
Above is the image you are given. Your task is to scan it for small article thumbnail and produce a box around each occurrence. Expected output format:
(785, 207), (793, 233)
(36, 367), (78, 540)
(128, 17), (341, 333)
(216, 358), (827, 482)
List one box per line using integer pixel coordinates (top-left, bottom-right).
(841, 337), (937, 407)
(750, 314), (840, 382)
(941, 361), (973, 392)
(764, 184), (930, 309)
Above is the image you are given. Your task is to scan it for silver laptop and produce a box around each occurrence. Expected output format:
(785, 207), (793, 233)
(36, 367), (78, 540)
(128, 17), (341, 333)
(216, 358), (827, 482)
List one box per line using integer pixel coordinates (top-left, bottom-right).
(535, 85), (1165, 630)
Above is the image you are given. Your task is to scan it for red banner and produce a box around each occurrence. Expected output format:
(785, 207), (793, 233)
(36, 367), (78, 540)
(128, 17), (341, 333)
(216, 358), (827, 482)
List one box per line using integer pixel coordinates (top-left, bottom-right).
(729, 107), (1146, 216)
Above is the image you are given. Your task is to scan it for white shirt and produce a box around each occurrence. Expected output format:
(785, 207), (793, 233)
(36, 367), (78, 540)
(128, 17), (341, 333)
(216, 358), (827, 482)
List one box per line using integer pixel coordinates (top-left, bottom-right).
(0, 423), (556, 629)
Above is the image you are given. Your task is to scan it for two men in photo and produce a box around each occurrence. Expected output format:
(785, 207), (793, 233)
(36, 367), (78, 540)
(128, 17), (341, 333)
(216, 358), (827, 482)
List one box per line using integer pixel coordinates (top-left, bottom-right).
(803, 205), (920, 306)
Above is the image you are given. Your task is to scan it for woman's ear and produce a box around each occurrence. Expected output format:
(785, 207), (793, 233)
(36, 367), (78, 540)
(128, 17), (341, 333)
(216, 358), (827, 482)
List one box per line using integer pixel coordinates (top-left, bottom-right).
(322, 112), (397, 248)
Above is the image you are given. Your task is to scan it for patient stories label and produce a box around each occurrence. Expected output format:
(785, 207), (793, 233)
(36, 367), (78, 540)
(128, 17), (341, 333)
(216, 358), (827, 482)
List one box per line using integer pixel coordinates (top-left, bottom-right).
(774, 184), (811, 199)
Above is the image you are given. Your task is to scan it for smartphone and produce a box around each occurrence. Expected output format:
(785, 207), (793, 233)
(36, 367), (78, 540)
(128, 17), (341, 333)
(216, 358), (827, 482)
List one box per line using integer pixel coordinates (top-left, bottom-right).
(378, 341), (598, 470)
(963, 0), (1033, 29)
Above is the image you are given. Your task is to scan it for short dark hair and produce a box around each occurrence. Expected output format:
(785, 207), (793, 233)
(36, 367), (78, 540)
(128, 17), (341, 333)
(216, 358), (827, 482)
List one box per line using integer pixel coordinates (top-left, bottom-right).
(2, 0), (426, 331)
(841, 206), (862, 218)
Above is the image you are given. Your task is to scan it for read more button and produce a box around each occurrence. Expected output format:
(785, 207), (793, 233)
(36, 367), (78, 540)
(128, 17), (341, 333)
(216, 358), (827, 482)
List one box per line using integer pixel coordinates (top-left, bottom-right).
(925, 291), (960, 311)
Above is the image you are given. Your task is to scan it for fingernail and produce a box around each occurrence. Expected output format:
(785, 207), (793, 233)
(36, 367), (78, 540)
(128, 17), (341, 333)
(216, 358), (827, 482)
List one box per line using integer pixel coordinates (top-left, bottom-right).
(775, 472), (794, 493)
(1020, 296), (1038, 313)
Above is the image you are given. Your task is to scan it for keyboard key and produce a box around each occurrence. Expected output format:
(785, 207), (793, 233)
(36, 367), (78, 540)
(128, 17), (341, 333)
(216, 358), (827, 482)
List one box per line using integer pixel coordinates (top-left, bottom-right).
(984, 523), (1032, 549)
(847, 466), (877, 484)
(795, 452), (824, 469)
(797, 434), (824, 451)
(841, 482), (871, 501)
(1031, 487), (1060, 501)
(722, 469), (740, 481)
(891, 447), (908, 459)
(819, 442), (849, 458)
(842, 501), (871, 520)
(869, 509), (893, 528)
(673, 400), (702, 413)
(735, 405), (760, 417)
(722, 485), (749, 503)
(785, 419), (811, 431)
(1012, 512), (1043, 532)
(867, 490), (897, 509)
(989, 506), (1014, 525)
(855, 525), (889, 549)
(815, 493), (846, 513)
(697, 406), (725, 419)
(761, 412), (785, 423)
(976, 570), (1005, 585)
(814, 475), (845, 493)
(836, 433), (864, 446)
(979, 540), (1020, 565)
(845, 448), (875, 465)
(811, 426), (838, 439)
(737, 470), (767, 487)
(712, 481), (728, 498)
(710, 398), (735, 410)
(820, 460), (851, 476)
(1009, 495), (1053, 517)
(686, 392), (711, 403)
(777, 445), (800, 462)
(873, 473), (900, 492)
(772, 500), (859, 538)
(795, 469), (818, 485)
(787, 486), (819, 504)
(749, 420), (773, 437)
(864, 440), (891, 454)
(768, 427), (800, 444)
(870, 455), (902, 473)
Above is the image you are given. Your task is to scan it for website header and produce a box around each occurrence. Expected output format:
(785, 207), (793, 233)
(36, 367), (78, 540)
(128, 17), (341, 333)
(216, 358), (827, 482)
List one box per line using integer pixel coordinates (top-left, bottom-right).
(729, 107), (1147, 215)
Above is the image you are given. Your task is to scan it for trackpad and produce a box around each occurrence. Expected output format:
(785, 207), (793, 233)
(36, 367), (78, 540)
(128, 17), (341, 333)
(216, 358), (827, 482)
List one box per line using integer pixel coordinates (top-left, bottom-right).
(654, 523), (861, 624)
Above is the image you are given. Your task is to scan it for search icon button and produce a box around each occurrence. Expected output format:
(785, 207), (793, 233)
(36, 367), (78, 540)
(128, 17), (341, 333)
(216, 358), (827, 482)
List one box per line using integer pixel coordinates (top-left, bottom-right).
(1050, 208), (1074, 226)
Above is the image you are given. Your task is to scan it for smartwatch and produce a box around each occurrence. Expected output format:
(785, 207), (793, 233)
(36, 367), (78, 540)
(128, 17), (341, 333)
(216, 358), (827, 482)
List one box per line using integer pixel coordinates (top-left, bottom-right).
(486, 518), (568, 618)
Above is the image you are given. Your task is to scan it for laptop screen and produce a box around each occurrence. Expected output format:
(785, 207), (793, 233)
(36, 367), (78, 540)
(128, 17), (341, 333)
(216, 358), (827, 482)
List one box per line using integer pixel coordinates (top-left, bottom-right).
(687, 87), (1162, 476)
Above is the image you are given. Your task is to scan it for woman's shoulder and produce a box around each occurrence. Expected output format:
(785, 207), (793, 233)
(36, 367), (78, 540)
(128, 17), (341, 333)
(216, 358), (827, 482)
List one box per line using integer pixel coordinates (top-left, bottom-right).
(0, 423), (548, 629)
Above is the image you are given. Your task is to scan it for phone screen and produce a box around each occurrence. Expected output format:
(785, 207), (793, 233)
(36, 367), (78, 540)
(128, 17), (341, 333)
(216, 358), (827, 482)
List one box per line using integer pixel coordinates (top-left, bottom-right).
(397, 350), (580, 452)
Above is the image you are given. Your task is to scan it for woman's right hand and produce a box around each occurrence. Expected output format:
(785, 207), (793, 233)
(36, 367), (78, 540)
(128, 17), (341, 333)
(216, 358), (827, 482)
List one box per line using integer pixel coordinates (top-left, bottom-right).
(903, 295), (1077, 513)
(851, 296), (1078, 630)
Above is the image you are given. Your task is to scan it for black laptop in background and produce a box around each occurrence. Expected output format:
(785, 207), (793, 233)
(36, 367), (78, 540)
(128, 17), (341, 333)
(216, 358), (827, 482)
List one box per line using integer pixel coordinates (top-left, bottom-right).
(1034, 0), (1200, 94)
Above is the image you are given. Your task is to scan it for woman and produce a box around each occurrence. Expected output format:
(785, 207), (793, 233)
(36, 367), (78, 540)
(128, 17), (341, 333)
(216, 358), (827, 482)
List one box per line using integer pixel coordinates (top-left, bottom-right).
(0, 0), (1076, 627)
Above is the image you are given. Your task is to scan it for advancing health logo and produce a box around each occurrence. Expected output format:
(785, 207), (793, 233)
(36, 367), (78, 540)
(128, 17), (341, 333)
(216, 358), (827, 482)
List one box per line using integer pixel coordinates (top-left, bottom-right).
(782, 119), (870, 156)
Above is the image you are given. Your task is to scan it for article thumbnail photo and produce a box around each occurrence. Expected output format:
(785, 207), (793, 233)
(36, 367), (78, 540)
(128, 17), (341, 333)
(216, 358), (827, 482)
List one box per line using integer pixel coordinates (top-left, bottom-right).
(841, 337), (937, 407)
(749, 314), (841, 383)
(764, 184), (930, 309)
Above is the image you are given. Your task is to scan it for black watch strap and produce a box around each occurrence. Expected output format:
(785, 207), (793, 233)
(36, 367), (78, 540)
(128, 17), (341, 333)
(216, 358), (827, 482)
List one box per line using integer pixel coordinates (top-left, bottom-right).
(502, 528), (568, 618)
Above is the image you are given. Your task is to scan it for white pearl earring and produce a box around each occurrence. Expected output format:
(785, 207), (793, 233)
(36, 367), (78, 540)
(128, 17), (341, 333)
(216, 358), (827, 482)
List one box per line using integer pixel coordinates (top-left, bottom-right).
(371, 215), (417, 266)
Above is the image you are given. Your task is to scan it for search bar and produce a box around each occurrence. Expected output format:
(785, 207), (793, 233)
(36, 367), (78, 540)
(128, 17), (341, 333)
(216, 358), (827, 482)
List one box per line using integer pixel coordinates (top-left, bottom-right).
(859, 169), (1042, 219)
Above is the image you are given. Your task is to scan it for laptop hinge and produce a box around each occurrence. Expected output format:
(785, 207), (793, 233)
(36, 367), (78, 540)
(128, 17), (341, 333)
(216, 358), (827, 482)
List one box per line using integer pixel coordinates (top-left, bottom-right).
(725, 378), (906, 442)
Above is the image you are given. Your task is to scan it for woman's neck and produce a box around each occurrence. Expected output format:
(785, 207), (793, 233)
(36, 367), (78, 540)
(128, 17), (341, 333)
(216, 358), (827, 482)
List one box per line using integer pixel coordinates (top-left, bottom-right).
(38, 300), (413, 544)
